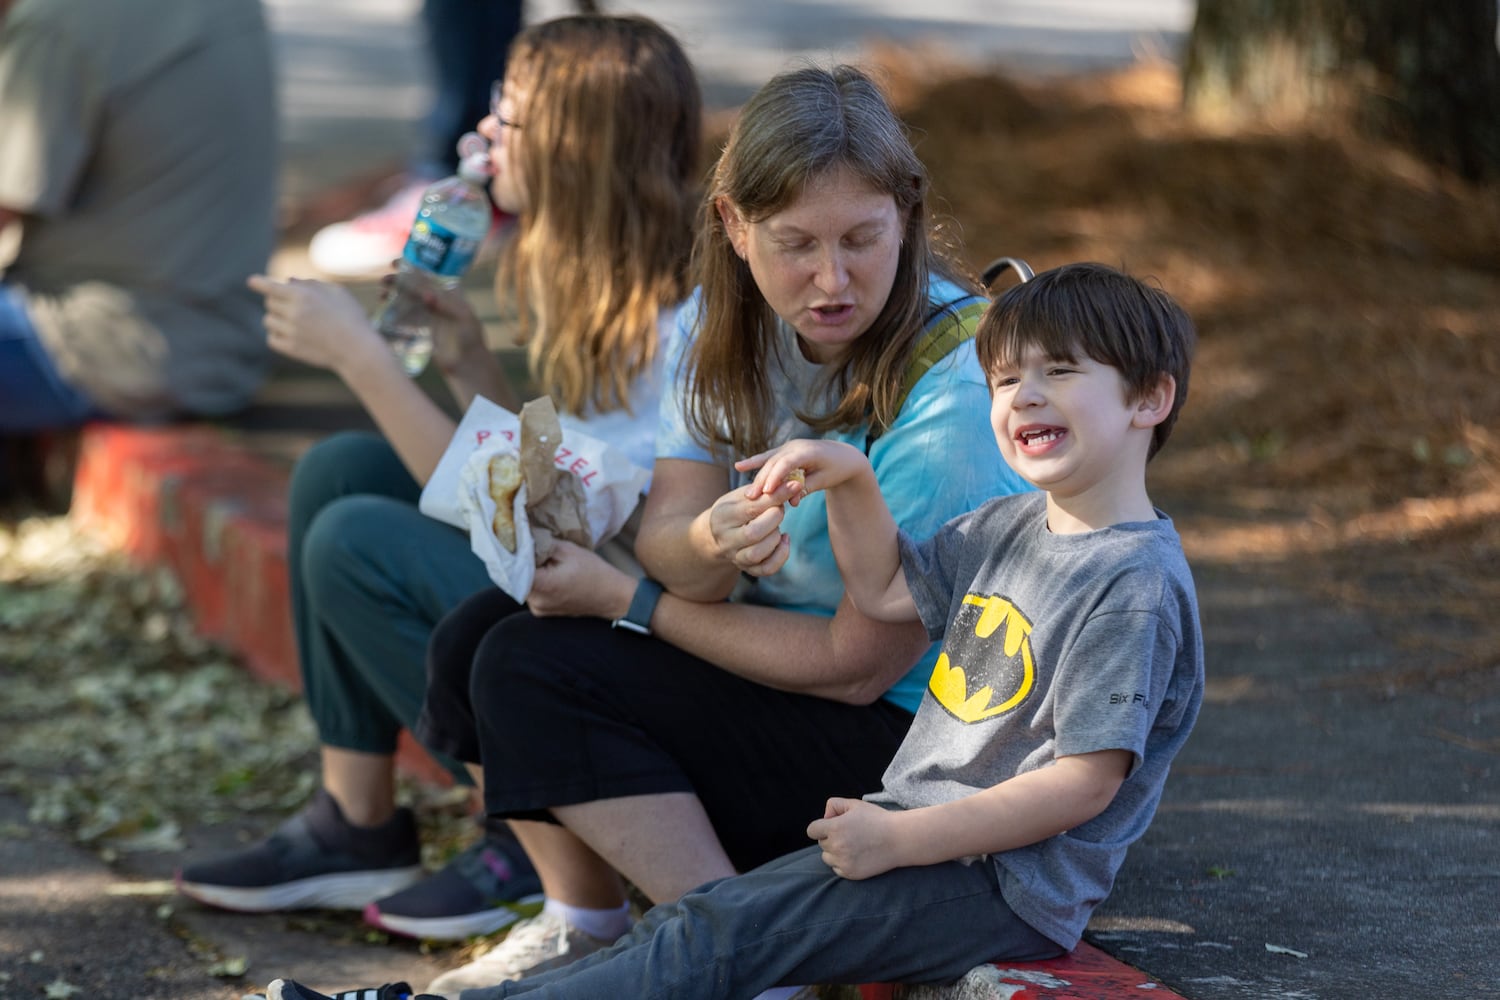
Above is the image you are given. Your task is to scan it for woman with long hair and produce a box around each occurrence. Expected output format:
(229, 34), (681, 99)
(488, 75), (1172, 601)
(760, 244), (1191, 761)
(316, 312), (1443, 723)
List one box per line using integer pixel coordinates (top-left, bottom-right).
(406, 64), (1032, 996)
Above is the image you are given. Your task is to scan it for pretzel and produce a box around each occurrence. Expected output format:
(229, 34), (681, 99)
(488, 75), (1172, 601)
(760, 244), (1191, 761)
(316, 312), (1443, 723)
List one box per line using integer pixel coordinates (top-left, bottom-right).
(487, 453), (523, 552)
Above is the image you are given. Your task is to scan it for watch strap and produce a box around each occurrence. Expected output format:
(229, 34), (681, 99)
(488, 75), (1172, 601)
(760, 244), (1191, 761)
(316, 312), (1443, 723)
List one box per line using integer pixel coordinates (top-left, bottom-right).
(612, 577), (664, 635)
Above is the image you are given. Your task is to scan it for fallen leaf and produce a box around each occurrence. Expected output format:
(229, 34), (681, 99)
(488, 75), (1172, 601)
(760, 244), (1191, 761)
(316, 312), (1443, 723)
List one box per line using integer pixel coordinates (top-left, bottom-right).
(209, 956), (250, 978)
(104, 880), (177, 897)
(0, 513), (479, 898)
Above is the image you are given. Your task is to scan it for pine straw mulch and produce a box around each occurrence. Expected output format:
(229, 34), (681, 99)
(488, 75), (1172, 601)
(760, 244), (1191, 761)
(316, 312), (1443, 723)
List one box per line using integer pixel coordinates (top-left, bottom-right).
(876, 50), (1500, 689)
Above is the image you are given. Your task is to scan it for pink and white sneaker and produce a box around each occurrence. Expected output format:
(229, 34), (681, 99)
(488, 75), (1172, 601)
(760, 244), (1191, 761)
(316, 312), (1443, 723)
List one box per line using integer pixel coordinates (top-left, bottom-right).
(306, 177), (434, 278)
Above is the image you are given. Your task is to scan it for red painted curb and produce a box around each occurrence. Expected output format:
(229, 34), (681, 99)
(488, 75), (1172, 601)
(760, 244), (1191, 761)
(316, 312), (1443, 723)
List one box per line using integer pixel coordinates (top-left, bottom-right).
(860, 941), (1188, 998)
(70, 421), (452, 789)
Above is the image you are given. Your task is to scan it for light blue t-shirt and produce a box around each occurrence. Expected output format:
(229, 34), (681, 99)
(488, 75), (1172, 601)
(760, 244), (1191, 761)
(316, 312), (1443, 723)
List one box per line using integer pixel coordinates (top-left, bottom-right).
(656, 276), (1033, 713)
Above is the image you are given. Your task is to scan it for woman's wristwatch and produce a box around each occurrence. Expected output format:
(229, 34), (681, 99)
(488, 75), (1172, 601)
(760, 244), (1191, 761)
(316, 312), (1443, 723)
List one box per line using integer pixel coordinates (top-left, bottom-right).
(611, 577), (664, 636)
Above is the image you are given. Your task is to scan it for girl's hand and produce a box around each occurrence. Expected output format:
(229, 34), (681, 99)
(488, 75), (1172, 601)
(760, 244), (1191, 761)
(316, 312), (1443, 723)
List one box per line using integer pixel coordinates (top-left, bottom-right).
(736, 439), (866, 507)
(527, 540), (636, 619)
(806, 797), (904, 880)
(380, 268), (491, 376)
(249, 274), (385, 375)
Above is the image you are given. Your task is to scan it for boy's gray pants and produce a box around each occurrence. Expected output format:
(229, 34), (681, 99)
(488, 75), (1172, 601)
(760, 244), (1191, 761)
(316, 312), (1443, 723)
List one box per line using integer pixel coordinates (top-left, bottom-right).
(465, 844), (1063, 1000)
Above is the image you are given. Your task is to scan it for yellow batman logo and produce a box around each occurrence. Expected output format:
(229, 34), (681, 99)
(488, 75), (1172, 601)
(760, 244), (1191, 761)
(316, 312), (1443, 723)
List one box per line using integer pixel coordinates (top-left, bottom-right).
(928, 594), (1035, 723)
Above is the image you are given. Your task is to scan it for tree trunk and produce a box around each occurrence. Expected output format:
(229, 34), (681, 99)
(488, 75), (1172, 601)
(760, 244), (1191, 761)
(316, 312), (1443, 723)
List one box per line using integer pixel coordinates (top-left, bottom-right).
(1183, 0), (1500, 181)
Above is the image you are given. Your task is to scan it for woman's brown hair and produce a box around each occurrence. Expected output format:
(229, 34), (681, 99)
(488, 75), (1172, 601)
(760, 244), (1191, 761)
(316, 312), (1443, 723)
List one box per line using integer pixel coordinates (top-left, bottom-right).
(682, 64), (975, 457)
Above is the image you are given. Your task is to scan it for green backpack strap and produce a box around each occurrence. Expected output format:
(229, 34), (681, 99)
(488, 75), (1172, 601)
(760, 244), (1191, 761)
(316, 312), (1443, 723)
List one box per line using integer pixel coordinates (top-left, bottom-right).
(865, 295), (988, 452)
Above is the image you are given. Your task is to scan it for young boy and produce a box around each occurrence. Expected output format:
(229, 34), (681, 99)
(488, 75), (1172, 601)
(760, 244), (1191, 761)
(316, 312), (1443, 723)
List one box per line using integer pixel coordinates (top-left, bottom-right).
(266, 262), (1204, 1000)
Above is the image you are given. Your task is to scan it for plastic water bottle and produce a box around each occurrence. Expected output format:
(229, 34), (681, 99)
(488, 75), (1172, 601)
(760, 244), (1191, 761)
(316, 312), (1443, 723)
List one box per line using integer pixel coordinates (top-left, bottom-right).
(375, 133), (494, 375)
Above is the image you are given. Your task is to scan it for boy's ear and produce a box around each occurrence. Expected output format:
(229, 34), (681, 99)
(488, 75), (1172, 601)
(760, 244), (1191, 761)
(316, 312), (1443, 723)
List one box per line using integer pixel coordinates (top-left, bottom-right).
(1132, 373), (1176, 430)
(716, 197), (749, 260)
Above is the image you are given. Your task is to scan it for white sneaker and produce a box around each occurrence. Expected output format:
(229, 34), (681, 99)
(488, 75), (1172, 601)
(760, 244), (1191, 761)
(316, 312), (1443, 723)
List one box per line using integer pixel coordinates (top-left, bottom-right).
(426, 909), (615, 994)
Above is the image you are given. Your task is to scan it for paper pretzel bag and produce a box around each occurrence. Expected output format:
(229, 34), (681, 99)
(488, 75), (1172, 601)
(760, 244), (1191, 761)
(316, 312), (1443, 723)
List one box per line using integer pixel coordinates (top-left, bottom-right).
(419, 395), (650, 600)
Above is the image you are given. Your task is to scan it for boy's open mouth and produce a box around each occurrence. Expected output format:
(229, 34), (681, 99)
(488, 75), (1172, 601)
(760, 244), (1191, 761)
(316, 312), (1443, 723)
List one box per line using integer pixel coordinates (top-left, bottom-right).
(1017, 426), (1066, 449)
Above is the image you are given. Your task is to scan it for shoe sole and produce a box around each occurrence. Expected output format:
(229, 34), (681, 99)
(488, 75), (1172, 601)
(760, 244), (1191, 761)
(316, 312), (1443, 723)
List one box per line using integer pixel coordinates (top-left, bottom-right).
(426, 933), (605, 995)
(176, 865), (425, 913)
(366, 893), (545, 941)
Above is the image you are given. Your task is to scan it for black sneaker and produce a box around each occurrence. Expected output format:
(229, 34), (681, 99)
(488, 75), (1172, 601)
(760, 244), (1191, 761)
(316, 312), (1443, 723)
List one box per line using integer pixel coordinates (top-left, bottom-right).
(363, 833), (544, 940)
(267, 979), (445, 1000)
(176, 789), (423, 912)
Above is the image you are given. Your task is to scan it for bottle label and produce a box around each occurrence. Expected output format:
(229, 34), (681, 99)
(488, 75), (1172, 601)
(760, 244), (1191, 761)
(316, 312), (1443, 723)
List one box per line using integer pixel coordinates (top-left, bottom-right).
(402, 217), (481, 277)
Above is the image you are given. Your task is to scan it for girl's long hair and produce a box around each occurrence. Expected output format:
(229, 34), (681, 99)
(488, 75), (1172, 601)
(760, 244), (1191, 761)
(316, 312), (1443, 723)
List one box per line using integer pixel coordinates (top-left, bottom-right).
(684, 64), (973, 458)
(498, 15), (701, 415)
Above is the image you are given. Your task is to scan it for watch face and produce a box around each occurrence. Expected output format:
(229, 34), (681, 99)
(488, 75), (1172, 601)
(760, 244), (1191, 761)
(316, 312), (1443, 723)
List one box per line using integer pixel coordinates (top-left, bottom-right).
(612, 617), (651, 636)
(615, 578), (663, 636)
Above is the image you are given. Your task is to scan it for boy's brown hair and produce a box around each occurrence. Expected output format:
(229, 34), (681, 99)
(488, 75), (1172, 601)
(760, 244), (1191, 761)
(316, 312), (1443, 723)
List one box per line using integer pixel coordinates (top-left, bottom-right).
(977, 262), (1196, 459)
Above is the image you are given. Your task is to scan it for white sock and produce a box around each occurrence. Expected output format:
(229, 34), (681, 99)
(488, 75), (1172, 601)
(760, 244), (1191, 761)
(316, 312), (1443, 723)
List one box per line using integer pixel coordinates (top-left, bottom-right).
(542, 897), (632, 941)
(750, 988), (805, 1000)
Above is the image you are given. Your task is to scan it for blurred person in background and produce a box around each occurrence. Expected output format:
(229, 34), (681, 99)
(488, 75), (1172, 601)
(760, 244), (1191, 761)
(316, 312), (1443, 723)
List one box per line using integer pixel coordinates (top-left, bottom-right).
(0, 0), (276, 502)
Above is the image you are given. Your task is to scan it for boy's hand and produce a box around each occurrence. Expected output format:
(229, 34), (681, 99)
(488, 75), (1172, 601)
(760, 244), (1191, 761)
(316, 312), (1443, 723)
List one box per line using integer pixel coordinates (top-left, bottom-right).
(806, 797), (904, 880)
(736, 439), (866, 508)
(717, 438), (866, 577)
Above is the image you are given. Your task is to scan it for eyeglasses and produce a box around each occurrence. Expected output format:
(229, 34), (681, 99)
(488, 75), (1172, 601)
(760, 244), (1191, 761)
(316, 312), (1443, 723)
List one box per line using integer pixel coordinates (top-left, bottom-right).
(490, 81), (523, 131)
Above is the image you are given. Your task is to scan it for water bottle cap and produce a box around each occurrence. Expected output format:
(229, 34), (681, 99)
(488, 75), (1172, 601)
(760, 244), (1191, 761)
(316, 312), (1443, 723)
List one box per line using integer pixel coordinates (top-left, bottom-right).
(457, 131), (489, 159)
(455, 132), (494, 184)
(457, 152), (494, 184)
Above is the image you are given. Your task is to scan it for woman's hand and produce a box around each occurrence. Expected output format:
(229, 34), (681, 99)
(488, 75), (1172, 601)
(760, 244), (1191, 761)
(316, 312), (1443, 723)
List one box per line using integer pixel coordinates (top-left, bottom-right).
(703, 485), (795, 578)
(806, 797), (905, 880)
(249, 274), (385, 375)
(527, 540), (636, 620)
(714, 438), (869, 577)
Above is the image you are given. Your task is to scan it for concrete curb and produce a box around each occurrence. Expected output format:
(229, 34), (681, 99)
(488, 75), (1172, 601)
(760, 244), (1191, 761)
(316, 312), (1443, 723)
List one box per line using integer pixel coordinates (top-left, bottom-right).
(73, 423), (293, 685)
(68, 419), (1189, 1000)
(69, 420), (451, 789)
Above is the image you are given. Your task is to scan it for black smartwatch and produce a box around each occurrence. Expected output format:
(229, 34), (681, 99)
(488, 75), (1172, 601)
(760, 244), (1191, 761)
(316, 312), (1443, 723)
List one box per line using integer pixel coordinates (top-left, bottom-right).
(611, 577), (664, 636)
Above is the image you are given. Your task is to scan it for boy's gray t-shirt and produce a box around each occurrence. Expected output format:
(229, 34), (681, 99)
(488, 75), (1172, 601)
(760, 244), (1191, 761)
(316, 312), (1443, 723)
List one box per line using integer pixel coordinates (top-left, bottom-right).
(868, 490), (1204, 950)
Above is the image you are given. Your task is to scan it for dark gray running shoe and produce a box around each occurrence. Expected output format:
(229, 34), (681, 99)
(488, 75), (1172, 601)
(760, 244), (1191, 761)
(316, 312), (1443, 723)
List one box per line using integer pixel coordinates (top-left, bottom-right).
(176, 789), (423, 912)
(363, 833), (543, 940)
